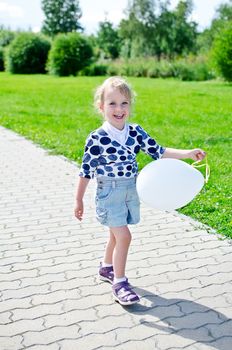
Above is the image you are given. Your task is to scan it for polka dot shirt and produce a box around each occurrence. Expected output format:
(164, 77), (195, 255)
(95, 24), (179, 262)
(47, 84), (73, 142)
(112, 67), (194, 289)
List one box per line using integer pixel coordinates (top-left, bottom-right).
(79, 123), (165, 179)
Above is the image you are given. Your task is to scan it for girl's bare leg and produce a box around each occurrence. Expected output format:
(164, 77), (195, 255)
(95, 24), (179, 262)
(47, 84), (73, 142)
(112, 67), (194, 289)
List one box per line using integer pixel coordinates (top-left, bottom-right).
(110, 226), (131, 278)
(103, 229), (116, 264)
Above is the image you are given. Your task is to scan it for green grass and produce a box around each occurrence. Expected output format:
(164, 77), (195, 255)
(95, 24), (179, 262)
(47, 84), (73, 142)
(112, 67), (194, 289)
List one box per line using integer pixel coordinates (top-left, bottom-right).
(0, 72), (231, 237)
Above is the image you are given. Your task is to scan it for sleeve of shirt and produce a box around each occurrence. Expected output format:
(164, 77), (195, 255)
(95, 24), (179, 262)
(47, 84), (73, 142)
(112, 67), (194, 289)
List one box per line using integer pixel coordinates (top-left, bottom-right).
(136, 124), (166, 160)
(79, 133), (100, 179)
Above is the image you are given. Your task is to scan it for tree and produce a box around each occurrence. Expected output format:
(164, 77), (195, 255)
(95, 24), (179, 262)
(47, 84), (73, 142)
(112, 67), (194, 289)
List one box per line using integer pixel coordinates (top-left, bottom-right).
(41, 0), (83, 37)
(212, 23), (232, 81)
(172, 0), (197, 55)
(0, 29), (15, 47)
(96, 20), (121, 59)
(119, 0), (197, 58)
(119, 0), (157, 58)
(215, 1), (232, 22)
(197, 0), (232, 53)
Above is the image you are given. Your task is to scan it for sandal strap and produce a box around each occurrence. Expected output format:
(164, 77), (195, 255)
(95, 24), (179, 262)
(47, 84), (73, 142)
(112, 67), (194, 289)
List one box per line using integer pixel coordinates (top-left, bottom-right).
(113, 282), (138, 302)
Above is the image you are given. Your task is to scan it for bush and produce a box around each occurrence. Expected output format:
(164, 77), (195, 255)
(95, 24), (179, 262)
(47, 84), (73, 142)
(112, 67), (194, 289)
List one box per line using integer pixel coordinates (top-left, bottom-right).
(79, 62), (108, 76)
(0, 47), (4, 71)
(106, 57), (212, 80)
(212, 24), (232, 81)
(0, 29), (16, 71)
(6, 32), (51, 74)
(47, 33), (93, 76)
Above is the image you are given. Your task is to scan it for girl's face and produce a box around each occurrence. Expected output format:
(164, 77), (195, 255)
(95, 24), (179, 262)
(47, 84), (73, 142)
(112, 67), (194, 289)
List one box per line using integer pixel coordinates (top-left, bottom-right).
(100, 87), (130, 130)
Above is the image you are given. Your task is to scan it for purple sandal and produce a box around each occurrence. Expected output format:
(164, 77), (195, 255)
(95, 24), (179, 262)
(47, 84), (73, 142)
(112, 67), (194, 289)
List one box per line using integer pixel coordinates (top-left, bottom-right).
(112, 280), (140, 305)
(99, 263), (114, 284)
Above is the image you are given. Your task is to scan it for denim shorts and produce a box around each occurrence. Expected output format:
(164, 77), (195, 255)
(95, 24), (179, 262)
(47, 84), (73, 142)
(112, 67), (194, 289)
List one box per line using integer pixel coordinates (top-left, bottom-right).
(95, 176), (140, 227)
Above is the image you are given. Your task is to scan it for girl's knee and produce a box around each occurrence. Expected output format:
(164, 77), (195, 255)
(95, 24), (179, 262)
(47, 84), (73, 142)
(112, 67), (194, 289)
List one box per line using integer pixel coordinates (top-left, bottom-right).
(111, 226), (131, 244)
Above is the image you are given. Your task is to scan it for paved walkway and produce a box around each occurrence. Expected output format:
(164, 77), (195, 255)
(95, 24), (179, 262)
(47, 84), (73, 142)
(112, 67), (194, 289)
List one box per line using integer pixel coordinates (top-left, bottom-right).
(0, 126), (232, 350)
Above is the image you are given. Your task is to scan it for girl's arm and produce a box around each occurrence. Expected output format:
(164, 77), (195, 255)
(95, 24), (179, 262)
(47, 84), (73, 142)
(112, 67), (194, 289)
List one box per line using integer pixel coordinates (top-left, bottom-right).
(74, 177), (90, 221)
(162, 148), (206, 161)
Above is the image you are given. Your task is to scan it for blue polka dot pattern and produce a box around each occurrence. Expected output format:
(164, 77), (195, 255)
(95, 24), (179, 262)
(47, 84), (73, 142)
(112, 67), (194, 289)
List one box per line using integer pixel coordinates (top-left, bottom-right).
(126, 137), (135, 146)
(83, 164), (90, 170)
(109, 154), (117, 161)
(100, 137), (111, 145)
(90, 159), (98, 167)
(87, 139), (93, 147)
(105, 166), (113, 172)
(90, 146), (99, 155)
(112, 140), (120, 147)
(79, 123), (165, 179)
(83, 153), (91, 162)
(106, 147), (117, 154)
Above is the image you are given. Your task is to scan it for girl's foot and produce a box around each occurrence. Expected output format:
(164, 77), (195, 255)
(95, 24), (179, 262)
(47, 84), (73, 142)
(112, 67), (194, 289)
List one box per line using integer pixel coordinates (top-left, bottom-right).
(98, 263), (114, 284)
(112, 280), (140, 305)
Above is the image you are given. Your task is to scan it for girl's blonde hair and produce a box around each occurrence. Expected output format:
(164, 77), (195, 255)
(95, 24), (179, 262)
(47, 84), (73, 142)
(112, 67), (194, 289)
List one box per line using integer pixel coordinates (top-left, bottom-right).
(94, 76), (135, 113)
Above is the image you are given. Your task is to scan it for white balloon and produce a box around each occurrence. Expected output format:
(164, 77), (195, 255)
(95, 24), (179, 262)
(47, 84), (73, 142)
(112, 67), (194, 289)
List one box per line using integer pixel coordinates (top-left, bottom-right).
(136, 158), (204, 211)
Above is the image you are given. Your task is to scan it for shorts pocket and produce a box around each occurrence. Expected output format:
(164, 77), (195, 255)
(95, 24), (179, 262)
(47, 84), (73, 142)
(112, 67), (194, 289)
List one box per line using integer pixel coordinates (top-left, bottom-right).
(96, 207), (108, 225)
(96, 185), (113, 201)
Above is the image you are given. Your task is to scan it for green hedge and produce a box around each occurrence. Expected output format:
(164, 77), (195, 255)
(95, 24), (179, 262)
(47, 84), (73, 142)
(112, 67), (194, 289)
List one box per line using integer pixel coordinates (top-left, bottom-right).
(6, 33), (51, 74)
(80, 56), (215, 81)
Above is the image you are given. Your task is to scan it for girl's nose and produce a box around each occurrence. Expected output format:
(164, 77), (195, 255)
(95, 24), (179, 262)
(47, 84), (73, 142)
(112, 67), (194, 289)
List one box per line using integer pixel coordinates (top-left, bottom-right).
(115, 104), (122, 111)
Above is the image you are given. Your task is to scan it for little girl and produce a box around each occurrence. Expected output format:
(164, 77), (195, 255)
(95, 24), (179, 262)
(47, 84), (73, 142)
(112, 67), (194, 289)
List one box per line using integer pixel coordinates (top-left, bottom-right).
(74, 76), (206, 306)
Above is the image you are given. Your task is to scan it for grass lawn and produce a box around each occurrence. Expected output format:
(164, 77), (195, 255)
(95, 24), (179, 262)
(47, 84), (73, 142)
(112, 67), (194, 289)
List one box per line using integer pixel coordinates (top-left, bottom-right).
(0, 72), (231, 237)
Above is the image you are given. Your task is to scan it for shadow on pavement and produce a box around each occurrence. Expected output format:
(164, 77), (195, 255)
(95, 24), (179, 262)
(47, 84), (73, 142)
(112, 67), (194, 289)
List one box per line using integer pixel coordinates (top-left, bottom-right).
(123, 286), (231, 350)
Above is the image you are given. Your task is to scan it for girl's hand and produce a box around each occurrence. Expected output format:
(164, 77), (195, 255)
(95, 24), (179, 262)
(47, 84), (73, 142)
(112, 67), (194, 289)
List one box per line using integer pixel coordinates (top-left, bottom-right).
(189, 149), (206, 161)
(74, 200), (84, 221)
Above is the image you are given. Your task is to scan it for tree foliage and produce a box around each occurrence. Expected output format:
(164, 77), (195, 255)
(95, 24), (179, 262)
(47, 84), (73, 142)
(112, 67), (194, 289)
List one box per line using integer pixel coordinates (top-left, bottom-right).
(197, 0), (232, 53)
(119, 0), (157, 57)
(96, 21), (121, 59)
(41, 0), (83, 37)
(118, 0), (197, 58)
(212, 23), (232, 81)
(0, 29), (15, 47)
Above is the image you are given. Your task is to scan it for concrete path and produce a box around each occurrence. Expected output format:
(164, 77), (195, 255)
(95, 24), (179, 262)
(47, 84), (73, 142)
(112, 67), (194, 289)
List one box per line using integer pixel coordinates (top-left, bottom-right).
(0, 125), (232, 350)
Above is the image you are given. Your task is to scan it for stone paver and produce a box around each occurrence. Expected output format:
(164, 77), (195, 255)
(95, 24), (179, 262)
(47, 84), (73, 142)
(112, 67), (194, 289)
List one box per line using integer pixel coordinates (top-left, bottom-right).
(0, 126), (232, 350)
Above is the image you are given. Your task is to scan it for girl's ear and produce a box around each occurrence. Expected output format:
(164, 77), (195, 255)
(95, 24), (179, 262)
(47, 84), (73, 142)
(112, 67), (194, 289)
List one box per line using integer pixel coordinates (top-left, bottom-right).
(99, 102), (104, 113)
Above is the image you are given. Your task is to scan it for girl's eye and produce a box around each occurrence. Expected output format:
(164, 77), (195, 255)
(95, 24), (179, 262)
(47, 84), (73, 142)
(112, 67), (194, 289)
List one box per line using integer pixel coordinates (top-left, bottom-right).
(122, 102), (128, 105)
(109, 102), (115, 106)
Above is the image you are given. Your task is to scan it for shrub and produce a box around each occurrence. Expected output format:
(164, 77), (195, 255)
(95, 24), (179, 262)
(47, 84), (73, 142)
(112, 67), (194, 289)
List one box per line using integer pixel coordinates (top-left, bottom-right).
(211, 24), (232, 81)
(107, 60), (123, 76)
(108, 59), (150, 77)
(0, 30), (16, 71)
(6, 32), (51, 74)
(47, 33), (93, 76)
(0, 47), (4, 71)
(79, 63), (108, 76)
(158, 60), (175, 78)
(147, 61), (161, 78)
(173, 61), (214, 81)
(79, 56), (215, 81)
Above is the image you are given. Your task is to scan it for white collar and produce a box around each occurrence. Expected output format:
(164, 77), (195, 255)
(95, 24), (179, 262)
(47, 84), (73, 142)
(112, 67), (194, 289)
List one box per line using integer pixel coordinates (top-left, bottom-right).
(102, 121), (129, 145)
